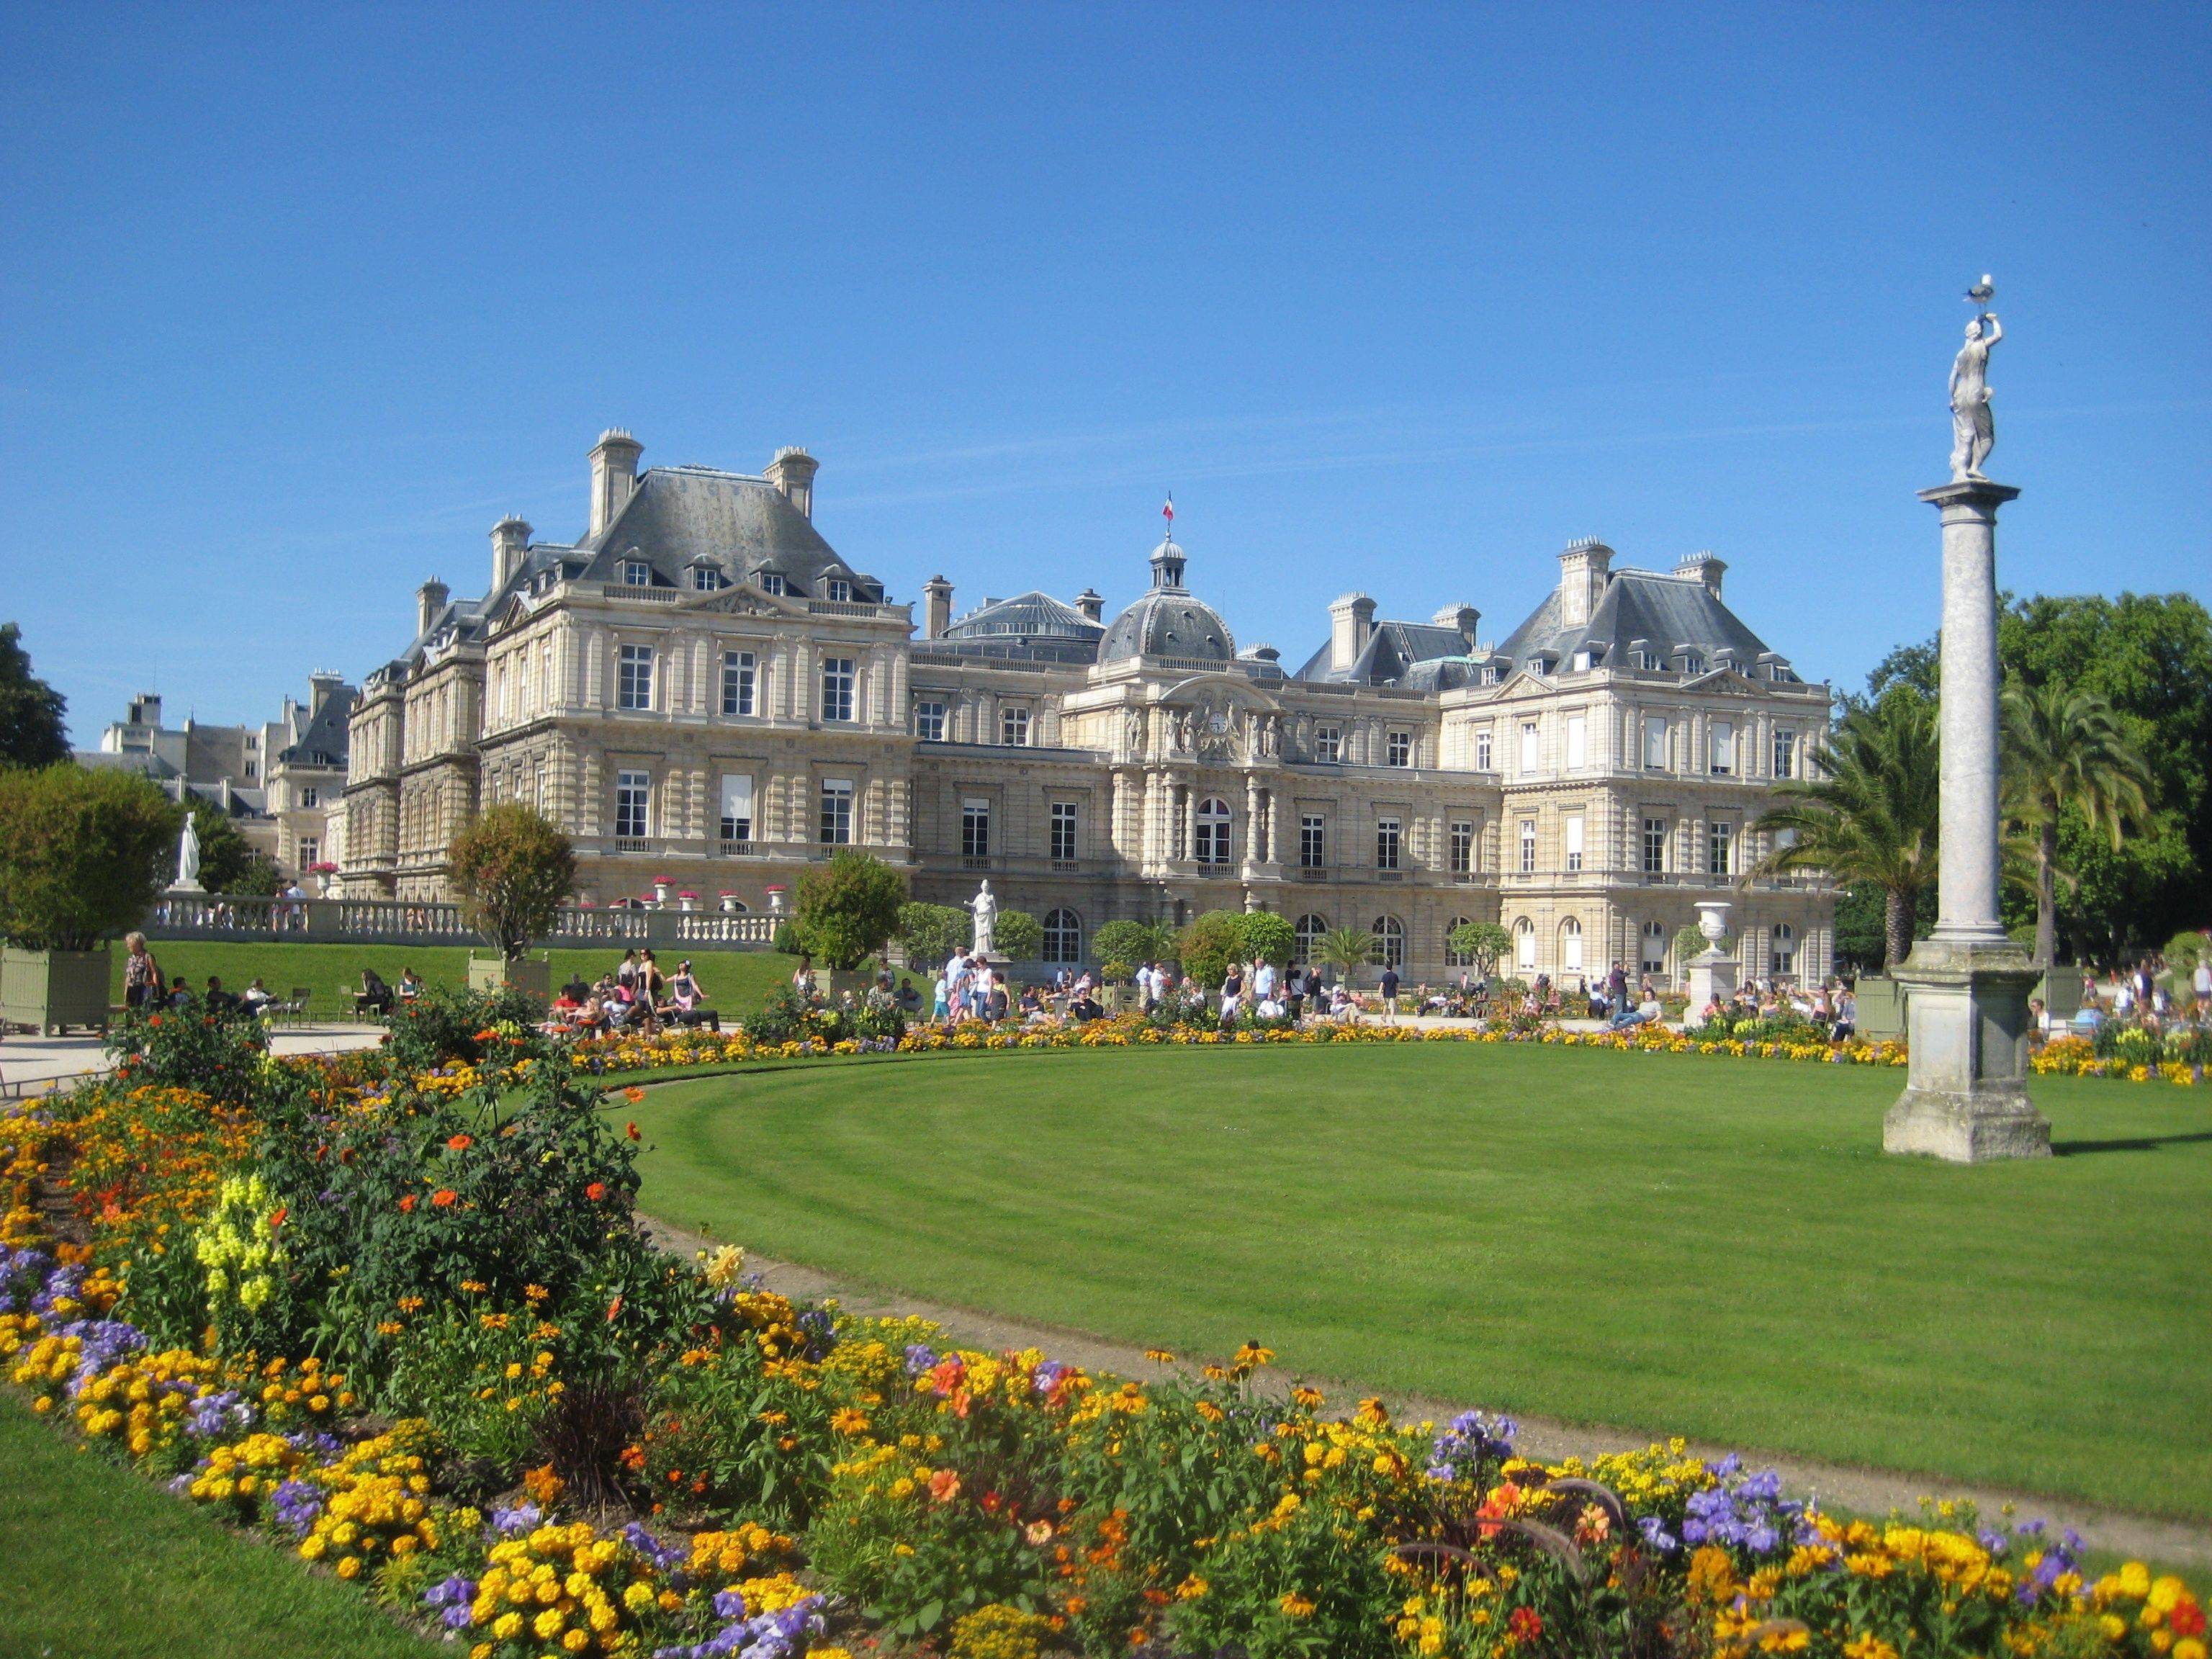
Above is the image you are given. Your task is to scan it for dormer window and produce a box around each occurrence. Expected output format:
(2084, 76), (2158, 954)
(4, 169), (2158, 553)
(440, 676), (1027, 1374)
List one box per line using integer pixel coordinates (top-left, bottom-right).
(1681, 652), (1706, 675)
(824, 577), (853, 603)
(1570, 649), (1595, 673)
(621, 560), (650, 587)
(759, 572), (787, 596)
(691, 566), (721, 592)
(1480, 664), (1501, 686)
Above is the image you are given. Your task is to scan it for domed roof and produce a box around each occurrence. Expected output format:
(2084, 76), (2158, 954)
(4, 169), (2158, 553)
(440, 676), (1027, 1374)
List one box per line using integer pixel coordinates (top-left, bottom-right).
(1098, 535), (1236, 662)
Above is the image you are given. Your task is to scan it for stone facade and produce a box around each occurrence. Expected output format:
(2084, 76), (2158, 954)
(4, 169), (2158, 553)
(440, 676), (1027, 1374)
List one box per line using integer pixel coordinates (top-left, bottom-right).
(338, 431), (1834, 984)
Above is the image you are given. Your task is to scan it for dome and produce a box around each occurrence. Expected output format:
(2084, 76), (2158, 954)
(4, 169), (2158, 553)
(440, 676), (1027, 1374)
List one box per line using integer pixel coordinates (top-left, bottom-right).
(1097, 534), (1236, 662)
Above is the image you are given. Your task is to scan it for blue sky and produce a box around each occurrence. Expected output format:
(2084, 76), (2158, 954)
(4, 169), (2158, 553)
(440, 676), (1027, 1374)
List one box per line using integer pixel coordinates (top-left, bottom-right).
(3, 3), (2206, 741)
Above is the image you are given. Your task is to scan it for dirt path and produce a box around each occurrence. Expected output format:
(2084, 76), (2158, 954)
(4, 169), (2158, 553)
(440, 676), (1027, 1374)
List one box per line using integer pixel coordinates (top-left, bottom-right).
(640, 1214), (2212, 1570)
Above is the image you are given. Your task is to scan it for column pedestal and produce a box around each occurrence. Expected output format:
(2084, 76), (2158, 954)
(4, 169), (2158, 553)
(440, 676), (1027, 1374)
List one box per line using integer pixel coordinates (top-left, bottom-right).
(1884, 938), (2049, 1160)
(1684, 950), (1737, 1025)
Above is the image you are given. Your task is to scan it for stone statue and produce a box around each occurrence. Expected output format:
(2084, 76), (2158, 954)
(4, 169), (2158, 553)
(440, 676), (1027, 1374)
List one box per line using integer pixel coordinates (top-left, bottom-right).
(969, 879), (997, 958)
(171, 814), (204, 892)
(1125, 708), (1143, 755)
(1948, 310), (2002, 482)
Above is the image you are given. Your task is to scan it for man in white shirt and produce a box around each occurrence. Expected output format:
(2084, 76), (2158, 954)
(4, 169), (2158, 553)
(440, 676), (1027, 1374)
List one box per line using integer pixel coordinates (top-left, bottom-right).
(1251, 958), (1277, 1004)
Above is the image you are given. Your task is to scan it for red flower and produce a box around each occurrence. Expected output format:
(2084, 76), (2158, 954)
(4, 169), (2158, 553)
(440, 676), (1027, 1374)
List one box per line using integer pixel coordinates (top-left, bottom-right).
(147, 1015), (163, 1028)
(267, 1206), (287, 1231)
(625, 1122), (641, 1141)
(624, 1087), (645, 1105)
(431, 1189), (458, 1208)
(447, 1133), (473, 1151)
(1508, 1609), (1543, 1643)
(606, 1294), (623, 1323)
(585, 1182), (607, 1202)
(398, 1194), (418, 1213)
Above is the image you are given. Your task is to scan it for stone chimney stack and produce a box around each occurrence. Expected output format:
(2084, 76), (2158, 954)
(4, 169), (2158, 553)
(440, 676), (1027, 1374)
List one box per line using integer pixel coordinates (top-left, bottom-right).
(1431, 603), (1482, 651)
(922, 575), (954, 640)
(589, 429), (643, 539)
(308, 672), (346, 716)
(1074, 588), (1105, 624)
(1673, 551), (1727, 601)
(491, 516), (533, 590)
(1556, 538), (1614, 629)
(765, 446), (819, 519)
(1328, 593), (1377, 673)
(130, 693), (163, 728)
(417, 578), (449, 638)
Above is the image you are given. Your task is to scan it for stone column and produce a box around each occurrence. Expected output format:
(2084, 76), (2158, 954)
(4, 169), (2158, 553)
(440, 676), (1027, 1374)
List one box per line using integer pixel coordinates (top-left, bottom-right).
(1884, 478), (2048, 1161)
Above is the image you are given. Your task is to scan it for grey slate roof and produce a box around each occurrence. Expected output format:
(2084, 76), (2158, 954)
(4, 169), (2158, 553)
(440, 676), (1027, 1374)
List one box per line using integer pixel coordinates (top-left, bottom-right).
(276, 686), (354, 768)
(582, 467), (884, 601)
(1099, 588), (1236, 662)
(1491, 568), (1776, 675)
(938, 591), (1105, 665)
(1295, 620), (1470, 685)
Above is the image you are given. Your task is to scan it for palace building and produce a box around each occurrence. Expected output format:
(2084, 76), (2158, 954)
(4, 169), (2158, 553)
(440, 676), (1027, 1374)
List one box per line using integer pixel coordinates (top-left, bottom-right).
(336, 429), (1835, 985)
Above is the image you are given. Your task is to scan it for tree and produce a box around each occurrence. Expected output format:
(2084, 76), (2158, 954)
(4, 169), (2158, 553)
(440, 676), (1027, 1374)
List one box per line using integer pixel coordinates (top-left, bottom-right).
(1746, 690), (1939, 973)
(1176, 910), (1248, 988)
(0, 765), (176, 950)
(1313, 926), (1377, 978)
(793, 850), (905, 971)
(1447, 920), (1511, 977)
(1093, 918), (1176, 976)
(0, 623), (68, 770)
(185, 801), (274, 894)
(1673, 923), (1711, 968)
(896, 902), (970, 967)
(992, 909), (1043, 961)
(1236, 910), (1296, 968)
(446, 804), (577, 961)
(2000, 678), (2153, 967)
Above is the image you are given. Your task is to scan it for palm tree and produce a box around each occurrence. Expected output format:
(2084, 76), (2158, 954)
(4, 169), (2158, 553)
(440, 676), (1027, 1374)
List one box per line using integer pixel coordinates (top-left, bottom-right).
(1745, 693), (1939, 973)
(1313, 926), (1377, 979)
(2000, 678), (2152, 968)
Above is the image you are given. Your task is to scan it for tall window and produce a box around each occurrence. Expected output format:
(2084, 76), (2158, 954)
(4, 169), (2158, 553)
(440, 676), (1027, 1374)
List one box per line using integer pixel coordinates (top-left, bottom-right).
(1565, 714), (1587, 770)
(1642, 816), (1668, 875)
(1445, 917), (1474, 967)
(1771, 922), (1797, 976)
(298, 837), (319, 870)
(1641, 921), (1668, 975)
(1560, 917), (1584, 971)
(1294, 914), (1328, 965)
(621, 560), (650, 587)
(301, 786), (318, 809)
(1565, 814), (1585, 873)
(1519, 819), (1537, 874)
(1386, 729), (1411, 767)
(1708, 819), (1734, 876)
(914, 698), (947, 741)
(1300, 813), (1326, 870)
(1516, 917), (1537, 970)
(962, 799), (992, 858)
(1644, 716), (1668, 768)
(820, 657), (855, 723)
(824, 577), (853, 603)
(1195, 797), (1231, 865)
(1519, 722), (1540, 775)
(614, 770), (651, 840)
(819, 779), (853, 845)
(1372, 915), (1405, 970)
(1772, 728), (1797, 779)
(1002, 707), (1031, 746)
(1043, 908), (1082, 964)
(1475, 730), (1493, 771)
(1315, 724), (1342, 763)
(1050, 802), (1078, 862)
(721, 650), (756, 716)
(1710, 720), (1735, 775)
(1375, 817), (1401, 871)
(616, 644), (654, 710)
(719, 775), (754, 843)
(1449, 819), (1474, 874)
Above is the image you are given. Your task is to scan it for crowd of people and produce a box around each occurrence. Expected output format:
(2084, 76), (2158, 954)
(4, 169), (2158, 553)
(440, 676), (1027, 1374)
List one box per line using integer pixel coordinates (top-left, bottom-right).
(548, 949), (719, 1036)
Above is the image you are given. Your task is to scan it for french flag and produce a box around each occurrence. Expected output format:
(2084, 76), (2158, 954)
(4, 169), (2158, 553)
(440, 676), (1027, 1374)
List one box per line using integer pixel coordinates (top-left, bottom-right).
(1162, 495), (1174, 525)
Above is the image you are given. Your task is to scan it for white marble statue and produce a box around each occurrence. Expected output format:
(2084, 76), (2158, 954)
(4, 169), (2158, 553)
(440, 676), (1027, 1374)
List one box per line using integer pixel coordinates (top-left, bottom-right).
(969, 879), (997, 958)
(1949, 307), (2002, 482)
(171, 814), (204, 892)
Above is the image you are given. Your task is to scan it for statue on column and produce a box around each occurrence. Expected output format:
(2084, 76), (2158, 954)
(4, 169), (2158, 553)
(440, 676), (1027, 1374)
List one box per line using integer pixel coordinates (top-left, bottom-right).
(1948, 300), (2002, 482)
(969, 879), (997, 957)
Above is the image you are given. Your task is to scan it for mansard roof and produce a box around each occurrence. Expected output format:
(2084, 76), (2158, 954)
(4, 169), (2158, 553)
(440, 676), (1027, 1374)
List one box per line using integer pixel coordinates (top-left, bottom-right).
(937, 591), (1105, 665)
(583, 466), (884, 601)
(1295, 619), (1469, 685)
(1493, 568), (1774, 674)
(276, 685), (354, 768)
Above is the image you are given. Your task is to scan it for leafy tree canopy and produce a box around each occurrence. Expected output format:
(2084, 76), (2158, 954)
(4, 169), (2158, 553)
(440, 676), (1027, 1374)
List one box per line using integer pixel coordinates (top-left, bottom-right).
(1092, 917), (1176, 975)
(1176, 910), (1247, 988)
(793, 850), (905, 971)
(0, 765), (176, 950)
(0, 623), (68, 770)
(1447, 920), (1512, 976)
(1235, 910), (1296, 968)
(446, 804), (577, 960)
(991, 908), (1043, 961)
(896, 902), (969, 968)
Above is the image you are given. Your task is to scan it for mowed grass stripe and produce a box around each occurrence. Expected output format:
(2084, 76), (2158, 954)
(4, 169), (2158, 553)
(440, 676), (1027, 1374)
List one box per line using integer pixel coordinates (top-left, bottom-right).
(626, 1043), (2212, 1521)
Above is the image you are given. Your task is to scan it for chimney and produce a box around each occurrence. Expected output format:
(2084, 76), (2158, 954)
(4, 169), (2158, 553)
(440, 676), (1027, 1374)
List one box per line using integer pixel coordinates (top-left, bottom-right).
(765, 446), (819, 519)
(1431, 603), (1481, 651)
(130, 693), (163, 728)
(1556, 538), (1614, 629)
(417, 577), (449, 637)
(589, 429), (643, 539)
(1673, 551), (1727, 601)
(1328, 593), (1377, 673)
(491, 516), (532, 589)
(922, 575), (954, 640)
(308, 672), (346, 716)
(1074, 588), (1104, 624)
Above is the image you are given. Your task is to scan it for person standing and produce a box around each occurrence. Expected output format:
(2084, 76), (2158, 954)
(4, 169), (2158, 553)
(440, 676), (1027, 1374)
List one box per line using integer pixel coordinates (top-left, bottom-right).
(1378, 962), (1400, 1023)
(2193, 946), (2212, 1012)
(1251, 955), (1276, 1010)
(1219, 961), (1244, 1023)
(122, 932), (163, 1010)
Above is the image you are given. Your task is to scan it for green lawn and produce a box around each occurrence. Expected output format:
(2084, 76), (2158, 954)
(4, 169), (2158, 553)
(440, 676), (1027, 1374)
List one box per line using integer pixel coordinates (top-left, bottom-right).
(0, 1392), (436, 1658)
(626, 1044), (2212, 1523)
(113, 940), (791, 1017)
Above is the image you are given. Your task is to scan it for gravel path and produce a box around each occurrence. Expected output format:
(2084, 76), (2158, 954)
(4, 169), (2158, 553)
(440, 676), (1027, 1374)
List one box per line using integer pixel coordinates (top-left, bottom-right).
(641, 1213), (2212, 1570)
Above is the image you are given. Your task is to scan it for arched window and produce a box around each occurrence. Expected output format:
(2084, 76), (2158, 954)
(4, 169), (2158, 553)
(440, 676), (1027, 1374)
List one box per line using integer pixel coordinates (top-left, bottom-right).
(1444, 916), (1475, 968)
(1294, 914), (1328, 966)
(1372, 915), (1405, 970)
(1195, 797), (1231, 865)
(1514, 917), (1537, 971)
(1771, 922), (1797, 977)
(1640, 921), (1668, 976)
(1043, 908), (1083, 964)
(1560, 916), (1584, 972)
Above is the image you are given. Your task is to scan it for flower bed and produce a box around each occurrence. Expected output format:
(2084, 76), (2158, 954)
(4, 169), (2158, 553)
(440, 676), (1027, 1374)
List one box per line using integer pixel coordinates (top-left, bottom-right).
(1, 999), (2204, 1659)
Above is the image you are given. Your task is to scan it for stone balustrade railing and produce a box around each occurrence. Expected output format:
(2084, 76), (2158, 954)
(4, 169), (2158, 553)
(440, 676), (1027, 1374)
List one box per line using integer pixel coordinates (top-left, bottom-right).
(140, 894), (778, 951)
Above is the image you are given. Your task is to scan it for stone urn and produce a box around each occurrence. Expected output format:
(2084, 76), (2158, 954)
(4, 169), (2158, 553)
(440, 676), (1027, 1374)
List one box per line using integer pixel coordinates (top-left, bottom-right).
(718, 892), (739, 914)
(765, 885), (788, 917)
(677, 891), (698, 912)
(1694, 901), (1731, 951)
(652, 877), (673, 907)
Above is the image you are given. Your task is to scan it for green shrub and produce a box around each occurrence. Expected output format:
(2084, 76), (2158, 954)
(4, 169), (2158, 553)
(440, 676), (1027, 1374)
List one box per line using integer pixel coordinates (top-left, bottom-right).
(1092, 918), (1175, 971)
(447, 803), (576, 960)
(897, 902), (970, 968)
(0, 763), (176, 949)
(1177, 910), (1247, 988)
(104, 1004), (271, 1105)
(794, 850), (906, 970)
(1236, 910), (1296, 968)
(991, 908), (1043, 961)
(379, 982), (551, 1071)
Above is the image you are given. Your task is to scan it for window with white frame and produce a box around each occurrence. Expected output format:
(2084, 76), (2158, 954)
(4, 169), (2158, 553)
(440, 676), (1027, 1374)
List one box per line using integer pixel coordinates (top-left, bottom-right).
(961, 799), (992, 858)
(1294, 913), (1328, 965)
(1642, 920), (1668, 975)
(691, 565), (721, 591)
(1001, 706), (1031, 746)
(621, 560), (650, 587)
(758, 571), (787, 595)
(1565, 814), (1585, 872)
(616, 644), (655, 710)
(1682, 651), (1706, 675)
(1708, 819), (1734, 876)
(819, 778), (853, 844)
(721, 650), (756, 716)
(1050, 802), (1078, 862)
(1515, 917), (1537, 970)
(820, 657), (855, 723)
(1570, 649), (1594, 673)
(301, 786), (318, 808)
(1560, 917), (1584, 971)
(1445, 917), (1475, 967)
(1480, 663), (1501, 685)
(1300, 813), (1326, 870)
(1195, 797), (1231, 865)
(1375, 816), (1401, 871)
(1519, 722), (1540, 775)
(1519, 818), (1537, 873)
(1315, 724), (1342, 763)
(1771, 922), (1797, 976)
(719, 775), (755, 843)
(298, 837), (319, 870)
(1372, 915), (1405, 969)
(1449, 819), (1474, 874)
(1386, 729), (1411, 767)
(1772, 728), (1797, 779)
(914, 698), (947, 741)
(1565, 713), (1587, 769)
(1642, 815), (1668, 875)
(1042, 908), (1082, 963)
(1475, 729), (1493, 771)
(1644, 716), (1669, 768)
(1710, 720), (1735, 775)
(824, 577), (853, 603)
(615, 770), (651, 840)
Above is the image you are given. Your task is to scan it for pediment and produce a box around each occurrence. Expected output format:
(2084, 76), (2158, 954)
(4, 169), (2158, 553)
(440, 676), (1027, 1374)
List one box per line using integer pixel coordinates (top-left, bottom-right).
(1150, 672), (1285, 713)
(676, 582), (809, 619)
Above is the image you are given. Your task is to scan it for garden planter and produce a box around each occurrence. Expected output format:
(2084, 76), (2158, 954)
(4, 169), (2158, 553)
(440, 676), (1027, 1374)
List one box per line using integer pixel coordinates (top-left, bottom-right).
(0, 945), (112, 1035)
(467, 955), (552, 999)
(821, 968), (876, 1002)
(1853, 975), (1909, 1038)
